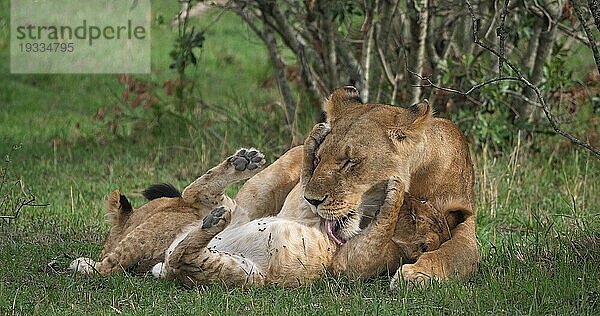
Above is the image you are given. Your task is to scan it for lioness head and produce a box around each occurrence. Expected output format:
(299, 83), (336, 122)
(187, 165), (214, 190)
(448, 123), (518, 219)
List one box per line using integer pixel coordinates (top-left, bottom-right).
(304, 86), (433, 244)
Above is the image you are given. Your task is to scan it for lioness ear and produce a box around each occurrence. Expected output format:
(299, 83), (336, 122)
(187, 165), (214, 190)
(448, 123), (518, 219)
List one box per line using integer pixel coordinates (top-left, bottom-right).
(408, 99), (433, 129)
(323, 86), (362, 124)
(388, 99), (433, 141)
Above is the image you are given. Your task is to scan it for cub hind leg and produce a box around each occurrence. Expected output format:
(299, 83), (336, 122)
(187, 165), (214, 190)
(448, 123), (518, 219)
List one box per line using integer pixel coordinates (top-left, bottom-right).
(182, 148), (266, 209)
(234, 146), (304, 223)
(164, 206), (265, 287)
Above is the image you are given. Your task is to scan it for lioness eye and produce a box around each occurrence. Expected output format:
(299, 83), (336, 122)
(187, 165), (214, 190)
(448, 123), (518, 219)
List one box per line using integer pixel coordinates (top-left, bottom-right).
(419, 243), (429, 253)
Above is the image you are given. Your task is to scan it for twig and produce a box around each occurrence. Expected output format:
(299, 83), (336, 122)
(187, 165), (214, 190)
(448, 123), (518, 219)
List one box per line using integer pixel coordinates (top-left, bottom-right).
(572, 0), (600, 75)
(0, 180), (48, 221)
(587, 0), (600, 32)
(464, 0), (600, 159)
(504, 90), (542, 108)
(374, 36), (397, 88)
(404, 54), (512, 107)
(0, 147), (48, 222)
(523, 1), (591, 46)
(497, 0), (510, 77)
(556, 22), (591, 46)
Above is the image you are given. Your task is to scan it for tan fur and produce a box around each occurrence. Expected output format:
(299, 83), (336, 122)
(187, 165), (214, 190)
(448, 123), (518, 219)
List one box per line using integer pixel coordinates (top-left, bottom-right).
(237, 87), (478, 286)
(330, 188), (455, 279)
(96, 195), (202, 274)
(72, 86), (477, 288)
(309, 87), (478, 285)
(69, 149), (266, 275)
(163, 123), (449, 288)
(163, 124), (336, 287)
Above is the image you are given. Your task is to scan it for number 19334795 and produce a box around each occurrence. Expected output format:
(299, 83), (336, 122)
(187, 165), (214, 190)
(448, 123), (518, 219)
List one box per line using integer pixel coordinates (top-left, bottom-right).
(18, 42), (74, 53)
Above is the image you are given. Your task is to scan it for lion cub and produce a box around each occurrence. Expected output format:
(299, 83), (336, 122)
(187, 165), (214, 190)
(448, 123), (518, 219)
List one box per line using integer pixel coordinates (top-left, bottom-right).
(330, 180), (453, 279)
(69, 148), (265, 275)
(393, 194), (452, 264)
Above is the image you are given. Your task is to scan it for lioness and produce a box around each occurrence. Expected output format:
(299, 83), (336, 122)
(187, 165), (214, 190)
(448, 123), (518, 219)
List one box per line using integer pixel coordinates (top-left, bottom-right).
(232, 86), (478, 286)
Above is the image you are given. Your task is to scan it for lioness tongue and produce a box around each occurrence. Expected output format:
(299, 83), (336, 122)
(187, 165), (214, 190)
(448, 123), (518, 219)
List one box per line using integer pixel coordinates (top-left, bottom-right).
(325, 220), (345, 245)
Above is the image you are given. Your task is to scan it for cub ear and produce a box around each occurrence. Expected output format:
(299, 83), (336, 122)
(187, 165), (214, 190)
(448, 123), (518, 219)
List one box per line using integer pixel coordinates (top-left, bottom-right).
(445, 207), (474, 231)
(106, 190), (133, 226)
(323, 86), (362, 124)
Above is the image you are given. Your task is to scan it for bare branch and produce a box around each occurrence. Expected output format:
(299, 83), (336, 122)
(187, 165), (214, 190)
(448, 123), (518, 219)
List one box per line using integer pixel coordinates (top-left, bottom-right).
(556, 22), (591, 47)
(1, 149), (48, 222)
(464, 0), (600, 159)
(573, 0), (600, 75)
(0, 185), (48, 222)
(375, 37), (397, 87)
(497, 0), (510, 77)
(588, 0), (600, 32)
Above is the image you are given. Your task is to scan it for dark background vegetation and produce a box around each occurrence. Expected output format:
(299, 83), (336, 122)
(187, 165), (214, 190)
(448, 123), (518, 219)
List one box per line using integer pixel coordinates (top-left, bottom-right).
(0, 0), (599, 314)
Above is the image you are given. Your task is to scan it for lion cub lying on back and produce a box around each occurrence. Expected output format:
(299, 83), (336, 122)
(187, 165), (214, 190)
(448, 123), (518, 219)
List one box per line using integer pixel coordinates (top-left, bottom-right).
(69, 148), (266, 275)
(152, 176), (452, 288)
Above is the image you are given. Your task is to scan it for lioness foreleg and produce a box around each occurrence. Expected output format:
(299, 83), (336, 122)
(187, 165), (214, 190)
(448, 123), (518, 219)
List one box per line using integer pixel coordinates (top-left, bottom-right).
(331, 177), (405, 277)
(301, 123), (331, 186)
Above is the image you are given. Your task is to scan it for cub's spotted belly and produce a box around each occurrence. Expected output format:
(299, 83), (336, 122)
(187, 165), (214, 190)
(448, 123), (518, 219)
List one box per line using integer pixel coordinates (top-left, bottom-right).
(208, 217), (335, 284)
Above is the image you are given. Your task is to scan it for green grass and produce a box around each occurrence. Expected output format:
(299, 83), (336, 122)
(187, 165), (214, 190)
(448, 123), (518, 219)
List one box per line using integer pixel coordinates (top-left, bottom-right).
(1, 2), (599, 315)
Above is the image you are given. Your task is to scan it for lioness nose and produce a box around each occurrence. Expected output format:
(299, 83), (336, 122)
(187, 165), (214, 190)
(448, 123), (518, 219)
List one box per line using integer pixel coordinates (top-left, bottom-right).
(305, 196), (326, 207)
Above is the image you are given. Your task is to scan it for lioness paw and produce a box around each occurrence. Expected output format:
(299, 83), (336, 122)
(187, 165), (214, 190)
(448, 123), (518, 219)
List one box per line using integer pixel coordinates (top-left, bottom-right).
(228, 148), (266, 171)
(308, 123), (331, 144)
(69, 257), (98, 274)
(381, 176), (405, 212)
(201, 206), (231, 230)
(390, 264), (432, 290)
